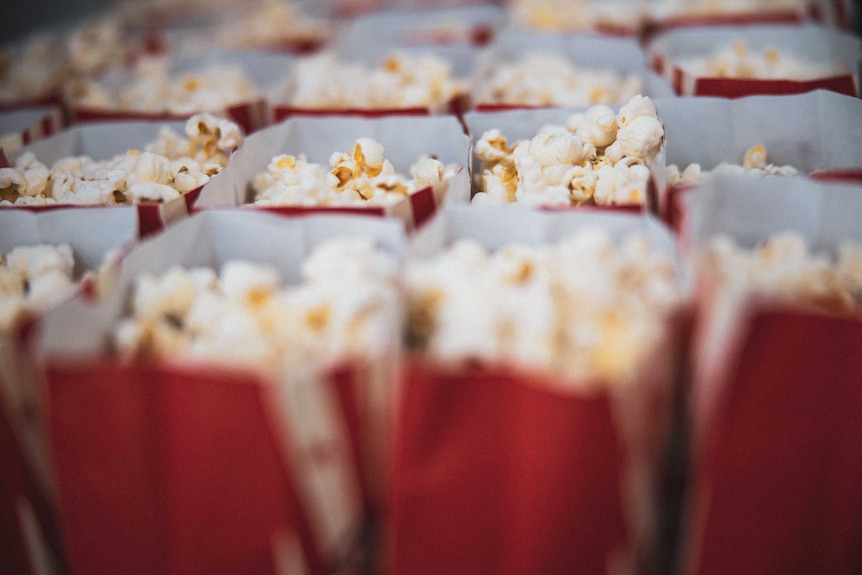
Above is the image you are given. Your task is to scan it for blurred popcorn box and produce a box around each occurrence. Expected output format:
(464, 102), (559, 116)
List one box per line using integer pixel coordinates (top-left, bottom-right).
(471, 32), (672, 111)
(648, 24), (860, 98)
(40, 210), (408, 575)
(271, 43), (474, 122)
(4, 121), (203, 237)
(0, 106), (65, 155)
(196, 114), (471, 231)
(505, 0), (650, 36)
(464, 103), (666, 213)
(390, 206), (690, 575)
(68, 51), (294, 134)
(0, 206), (137, 575)
(338, 4), (503, 47)
(645, 0), (809, 37)
(657, 90), (862, 233)
(680, 174), (862, 575)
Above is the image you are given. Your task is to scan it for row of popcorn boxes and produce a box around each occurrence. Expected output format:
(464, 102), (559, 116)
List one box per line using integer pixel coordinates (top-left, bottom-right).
(7, 22), (860, 133)
(4, 176), (862, 574)
(5, 90), (862, 234)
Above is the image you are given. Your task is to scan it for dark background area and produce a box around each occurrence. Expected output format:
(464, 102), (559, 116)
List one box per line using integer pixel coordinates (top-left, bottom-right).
(3, 0), (117, 43)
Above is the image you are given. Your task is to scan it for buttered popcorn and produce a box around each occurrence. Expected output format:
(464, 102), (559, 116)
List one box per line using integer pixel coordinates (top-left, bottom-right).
(406, 229), (682, 386)
(113, 238), (401, 371)
(701, 232), (862, 314)
(473, 95), (663, 207)
(0, 114), (241, 206)
(252, 137), (459, 207)
(475, 51), (643, 107)
(0, 244), (76, 332)
(73, 56), (258, 116)
(287, 51), (467, 110)
(666, 144), (798, 187)
(675, 41), (845, 81)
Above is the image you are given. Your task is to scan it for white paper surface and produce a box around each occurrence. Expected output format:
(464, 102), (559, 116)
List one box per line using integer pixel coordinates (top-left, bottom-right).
(687, 173), (862, 253)
(197, 114), (472, 207)
(41, 210), (407, 358)
(0, 106), (60, 137)
(649, 23), (861, 87)
(0, 208), (138, 277)
(9, 120), (188, 166)
(657, 90), (862, 172)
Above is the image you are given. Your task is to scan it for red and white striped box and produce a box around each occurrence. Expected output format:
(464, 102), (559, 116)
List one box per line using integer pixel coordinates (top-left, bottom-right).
(40, 210), (408, 575)
(196, 114), (471, 231)
(648, 24), (860, 98)
(390, 206), (690, 575)
(4, 121), (208, 237)
(0, 206), (138, 575)
(0, 106), (65, 154)
(656, 90), (862, 234)
(680, 174), (862, 575)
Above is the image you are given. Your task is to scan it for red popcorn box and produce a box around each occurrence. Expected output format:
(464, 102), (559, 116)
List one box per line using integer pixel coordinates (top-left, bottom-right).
(0, 106), (64, 154)
(270, 43), (473, 122)
(464, 101), (666, 213)
(656, 90), (862, 234)
(680, 174), (862, 575)
(39, 210), (408, 575)
(471, 31), (673, 111)
(68, 51), (294, 134)
(2, 120), (225, 237)
(0, 206), (138, 575)
(196, 114), (471, 231)
(648, 24), (860, 98)
(389, 206), (691, 575)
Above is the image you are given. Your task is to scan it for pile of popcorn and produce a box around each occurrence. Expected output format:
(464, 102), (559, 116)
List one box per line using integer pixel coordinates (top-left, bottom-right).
(211, 0), (330, 50)
(475, 51), (643, 108)
(700, 232), (862, 314)
(0, 114), (242, 206)
(666, 144), (798, 187)
(286, 52), (467, 110)
(0, 15), (135, 106)
(473, 95), (664, 207)
(252, 137), (459, 207)
(406, 228), (682, 386)
(73, 56), (259, 116)
(113, 237), (401, 371)
(675, 41), (845, 81)
(0, 244), (76, 332)
(509, 0), (648, 33)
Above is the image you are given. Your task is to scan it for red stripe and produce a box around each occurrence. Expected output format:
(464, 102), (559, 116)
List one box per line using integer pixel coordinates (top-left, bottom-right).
(21, 129), (31, 146)
(137, 204), (164, 238)
(808, 168), (862, 183)
(693, 74), (858, 98)
(409, 186), (438, 229)
(39, 114), (54, 136)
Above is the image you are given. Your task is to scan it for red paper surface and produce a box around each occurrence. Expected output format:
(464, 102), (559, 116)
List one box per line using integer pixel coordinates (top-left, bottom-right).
(686, 310), (862, 575)
(0, 400), (37, 575)
(691, 74), (858, 98)
(389, 362), (631, 575)
(47, 361), (328, 575)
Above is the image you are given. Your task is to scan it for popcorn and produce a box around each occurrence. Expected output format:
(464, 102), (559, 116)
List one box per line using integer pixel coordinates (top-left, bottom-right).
(700, 232), (862, 313)
(509, 0), (648, 33)
(252, 138), (459, 207)
(112, 238), (401, 372)
(473, 96), (663, 207)
(210, 0), (330, 50)
(666, 144), (798, 187)
(675, 41), (845, 81)
(285, 51), (467, 110)
(406, 228), (682, 386)
(475, 51), (643, 108)
(73, 56), (259, 116)
(0, 244), (77, 332)
(0, 114), (242, 207)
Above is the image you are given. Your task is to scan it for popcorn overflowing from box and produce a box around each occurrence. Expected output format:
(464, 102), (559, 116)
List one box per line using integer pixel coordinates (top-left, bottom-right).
(472, 95), (664, 207)
(666, 143), (798, 187)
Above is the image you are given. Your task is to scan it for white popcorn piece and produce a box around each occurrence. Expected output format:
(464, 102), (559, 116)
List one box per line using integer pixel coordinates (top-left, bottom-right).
(476, 51), (644, 108)
(666, 144), (799, 187)
(701, 232), (862, 313)
(0, 115), (242, 208)
(473, 95), (662, 207)
(252, 138), (459, 208)
(407, 228), (682, 386)
(112, 238), (401, 372)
